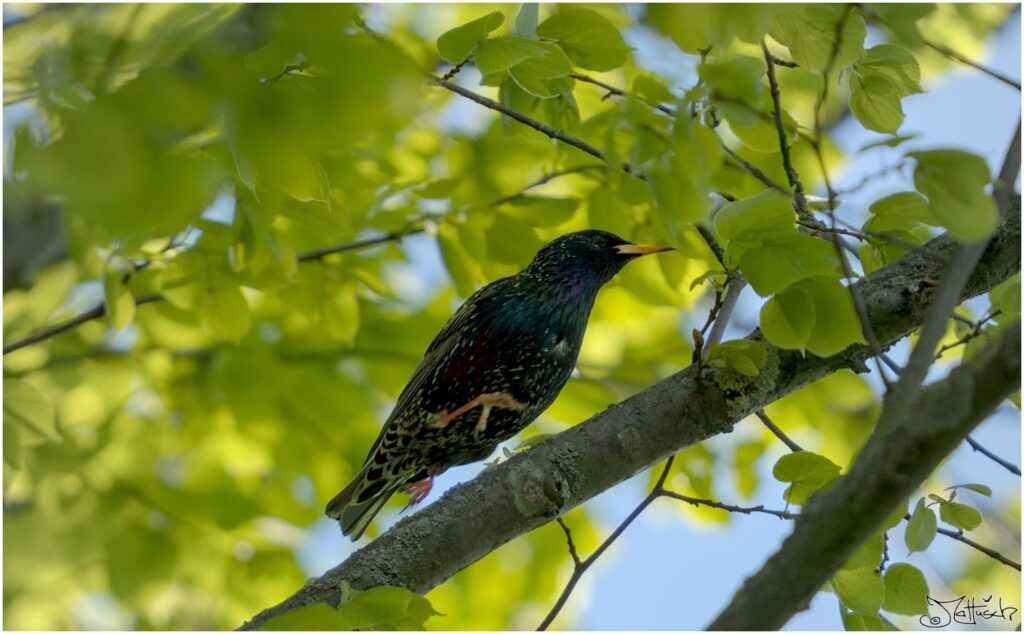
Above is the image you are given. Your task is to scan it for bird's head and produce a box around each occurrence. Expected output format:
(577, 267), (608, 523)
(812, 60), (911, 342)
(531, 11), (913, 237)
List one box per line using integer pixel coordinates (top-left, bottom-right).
(524, 230), (673, 289)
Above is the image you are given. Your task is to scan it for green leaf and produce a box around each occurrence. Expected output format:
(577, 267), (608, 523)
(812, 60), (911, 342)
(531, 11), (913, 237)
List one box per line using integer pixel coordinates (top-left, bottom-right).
(772, 450), (841, 505)
(437, 222), (487, 296)
(714, 189), (794, 245)
(104, 268), (136, 331)
(536, 8), (631, 71)
(773, 277), (865, 357)
(481, 38), (571, 98)
(832, 567), (885, 614)
(514, 4), (538, 39)
(161, 252), (205, 310)
(761, 286), (816, 352)
(3, 378), (59, 442)
(868, 191), (934, 224)
(689, 269), (728, 292)
(340, 586), (440, 630)
(633, 72), (675, 104)
(323, 286), (360, 345)
(502, 195), (579, 227)
(416, 178), (460, 199)
(739, 235), (841, 296)
(844, 534), (884, 570)
(203, 283), (251, 341)
(855, 44), (924, 96)
(850, 74), (905, 134)
(905, 497), (937, 553)
(842, 610), (899, 631)
(259, 604), (352, 630)
(881, 500), (909, 531)
(909, 149), (997, 242)
(858, 133), (920, 152)
(706, 340), (768, 377)
(3, 418), (22, 468)
(476, 36), (553, 74)
(770, 6), (866, 72)
(699, 55), (766, 106)
(436, 11), (505, 64)
(848, 43), (921, 133)
(989, 273), (1021, 319)
(486, 213), (542, 264)
(882, 563), (929, 616)
(644, 4), (774, 53)
(938, 501), (982, 531)
(947, 483), (992, 497)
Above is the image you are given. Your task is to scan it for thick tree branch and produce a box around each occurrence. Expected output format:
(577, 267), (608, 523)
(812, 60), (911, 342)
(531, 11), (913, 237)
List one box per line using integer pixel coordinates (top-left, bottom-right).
(238, 199), (1021, 631)
(708, 321), (1021, 630)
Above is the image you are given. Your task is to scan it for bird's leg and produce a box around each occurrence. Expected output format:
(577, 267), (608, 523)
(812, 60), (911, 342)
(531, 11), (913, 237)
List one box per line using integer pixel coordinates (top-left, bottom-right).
(429, 392), (524, 431)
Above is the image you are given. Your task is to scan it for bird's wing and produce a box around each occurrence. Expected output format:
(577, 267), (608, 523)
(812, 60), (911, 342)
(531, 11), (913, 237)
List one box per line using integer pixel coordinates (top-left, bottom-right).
(358, 276), (517, 464)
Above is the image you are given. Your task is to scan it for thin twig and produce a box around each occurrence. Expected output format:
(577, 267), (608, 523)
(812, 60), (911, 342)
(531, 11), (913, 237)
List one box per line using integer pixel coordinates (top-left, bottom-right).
(755, 410), (804, 452)
(537, 457), (675, 630)
(3, 294), (166, 355)
(922, 39), (1021, 91)
(569, 73), (676, 117)
(440, 57), (470, 82)
(661, 491), (796, 520)
(488, 165), (607, 208)
(761, 41), (809, 218)
(719, 141), (788, 194)
(3, 231), (420, 355)
(435, 77), (640, 177)
(555, 517), (582, 566)
(935, 310), (1001, 360)
(964, 436), (1021, 476)
(835, 159), (911, 195)
(901, 513), (1021, 570)
(296, 230), (421, 262)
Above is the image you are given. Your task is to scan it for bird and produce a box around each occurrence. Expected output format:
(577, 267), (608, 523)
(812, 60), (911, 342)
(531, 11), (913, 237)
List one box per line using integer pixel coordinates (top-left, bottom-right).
(325, 229), (673, 539)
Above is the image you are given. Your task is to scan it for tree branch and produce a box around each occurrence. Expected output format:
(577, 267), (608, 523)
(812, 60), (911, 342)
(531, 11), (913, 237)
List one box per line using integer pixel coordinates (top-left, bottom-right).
(755, 410), (804, 452)
(569, 73), (676, 117)
(964, 435), (1022, 476)
(237, 199), (1021, 631)
(2, 230), (421, 355)
(922, 39), (1022, 91)
(433, 77), (640, 177)
(708, 321), (1021, 629)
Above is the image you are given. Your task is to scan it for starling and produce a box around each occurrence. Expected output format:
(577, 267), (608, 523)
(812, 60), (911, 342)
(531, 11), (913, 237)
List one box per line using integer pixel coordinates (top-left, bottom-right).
(325, 229), (673, 539)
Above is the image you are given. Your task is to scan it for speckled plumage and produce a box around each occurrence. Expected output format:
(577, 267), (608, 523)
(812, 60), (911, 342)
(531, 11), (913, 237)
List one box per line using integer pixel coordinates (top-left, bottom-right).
(326, 230), (670, 539)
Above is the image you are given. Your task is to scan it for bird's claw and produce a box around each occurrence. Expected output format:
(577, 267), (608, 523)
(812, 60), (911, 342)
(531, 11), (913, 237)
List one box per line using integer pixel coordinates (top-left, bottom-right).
(401, 477), (434, 511)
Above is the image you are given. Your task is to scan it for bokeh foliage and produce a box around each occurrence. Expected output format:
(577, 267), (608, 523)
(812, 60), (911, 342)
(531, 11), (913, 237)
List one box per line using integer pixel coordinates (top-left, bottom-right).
(3, 3), (1019, 630)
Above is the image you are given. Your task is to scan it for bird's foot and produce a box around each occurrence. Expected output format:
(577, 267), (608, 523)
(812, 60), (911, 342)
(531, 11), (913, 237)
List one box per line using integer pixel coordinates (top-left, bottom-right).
(402, 477), (434, 510)
(430, 392), (524, 430)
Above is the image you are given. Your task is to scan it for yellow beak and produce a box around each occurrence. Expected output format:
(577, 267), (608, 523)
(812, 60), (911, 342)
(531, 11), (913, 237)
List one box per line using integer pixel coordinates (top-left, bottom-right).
(614, 243), (675, 256)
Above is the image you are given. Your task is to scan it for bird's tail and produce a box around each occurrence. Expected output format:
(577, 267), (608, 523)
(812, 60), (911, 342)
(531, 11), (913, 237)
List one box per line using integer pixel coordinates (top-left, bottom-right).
(325, 465), (400, 540)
